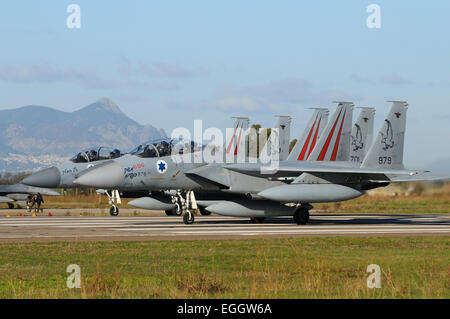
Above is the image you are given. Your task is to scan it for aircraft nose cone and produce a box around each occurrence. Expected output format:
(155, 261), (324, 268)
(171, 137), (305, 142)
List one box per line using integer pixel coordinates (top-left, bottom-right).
(22, 167), (61, 188)
(74, 161), (124, 188)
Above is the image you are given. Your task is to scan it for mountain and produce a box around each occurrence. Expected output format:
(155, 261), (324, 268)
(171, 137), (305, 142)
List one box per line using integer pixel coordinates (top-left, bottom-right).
(0, 98), (166, 171)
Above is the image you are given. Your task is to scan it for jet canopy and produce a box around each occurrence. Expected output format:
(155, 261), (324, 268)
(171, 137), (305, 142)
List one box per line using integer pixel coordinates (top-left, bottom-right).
(70, 147), (123, 163)
(129, 137), (203, 158)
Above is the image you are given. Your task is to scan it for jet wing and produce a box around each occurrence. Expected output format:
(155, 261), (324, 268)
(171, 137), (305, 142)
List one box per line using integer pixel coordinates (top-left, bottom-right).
(0, 196), (14, 203)
(185, 164), (231, 188)
(225, 162), (427, 181)
(0, 184), (60, 196)
(368, 173), (449, 183)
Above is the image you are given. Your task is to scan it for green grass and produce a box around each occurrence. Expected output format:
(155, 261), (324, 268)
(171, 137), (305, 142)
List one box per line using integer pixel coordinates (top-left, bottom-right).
(0, 237), (448, 298)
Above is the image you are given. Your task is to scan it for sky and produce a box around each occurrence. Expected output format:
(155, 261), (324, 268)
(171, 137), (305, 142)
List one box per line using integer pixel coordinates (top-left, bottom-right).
(0, 1), (449, 167)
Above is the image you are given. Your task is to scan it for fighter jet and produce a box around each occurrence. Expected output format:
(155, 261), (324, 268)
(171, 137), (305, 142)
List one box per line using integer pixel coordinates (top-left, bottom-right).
(0, 183), (60, 209)
(21, 146), (139, 215)
(70, 104), (343, 222)
(73, 101), (430, 225)
(23, 146), (123, 189)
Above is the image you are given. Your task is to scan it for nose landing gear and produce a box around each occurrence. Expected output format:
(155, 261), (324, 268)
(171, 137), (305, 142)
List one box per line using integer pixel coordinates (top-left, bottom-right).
(177, 190), (198, 224)
(109, 205), (119, 216)
(105, 189), (121, 216)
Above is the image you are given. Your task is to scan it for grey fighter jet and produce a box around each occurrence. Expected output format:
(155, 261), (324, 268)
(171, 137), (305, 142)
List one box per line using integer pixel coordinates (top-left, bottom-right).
(71, 104), (348, 221)
(23, 146), (123, 189)
(74, 101), (430, 225)
(0, 183), (60, 209)
(21, 146), (136, 215)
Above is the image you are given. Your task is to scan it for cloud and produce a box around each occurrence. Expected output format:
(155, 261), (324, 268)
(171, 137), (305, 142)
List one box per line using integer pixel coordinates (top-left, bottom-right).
(0, 61), (182, 91)
(0, 62), (100, 84)
(118, 57), (207, 78)
(350, 73), (412, 85)
(208, 78), (360, 112)
(379, 74), (412, 85)
(349, 74), (375, 84)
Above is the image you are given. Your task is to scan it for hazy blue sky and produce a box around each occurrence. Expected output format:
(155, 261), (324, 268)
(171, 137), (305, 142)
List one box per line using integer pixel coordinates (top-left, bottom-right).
(0, 1), (449, 167)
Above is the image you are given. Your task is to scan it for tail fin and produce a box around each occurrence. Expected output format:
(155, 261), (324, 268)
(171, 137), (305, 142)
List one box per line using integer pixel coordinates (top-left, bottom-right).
(361, 101), (408, 169)
(260, 115), (292, 161)
(350, 107), (375, 164)
(225, 117), (249, 156)
(287, 108), (329, 161)
(308, 102), (354, 162)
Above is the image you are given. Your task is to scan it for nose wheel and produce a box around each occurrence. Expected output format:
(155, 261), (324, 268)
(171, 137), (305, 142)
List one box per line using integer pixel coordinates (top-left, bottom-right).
(109, 205), (119, 216)
(177, 190), (198, 224)
(105, 189), (121, 217)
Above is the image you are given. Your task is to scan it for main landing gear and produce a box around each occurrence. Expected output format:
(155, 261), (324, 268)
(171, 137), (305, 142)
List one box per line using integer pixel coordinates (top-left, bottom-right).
(183, 210), (195, 224)
(293, 204), (312, 225)
(165, 197), (182, 216)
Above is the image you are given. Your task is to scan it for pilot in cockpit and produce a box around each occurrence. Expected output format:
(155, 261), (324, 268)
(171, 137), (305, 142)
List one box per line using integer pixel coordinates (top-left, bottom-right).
(87, 150), (97, 161)
(109, 149), (121, 158)
(157, 140), (170, 157)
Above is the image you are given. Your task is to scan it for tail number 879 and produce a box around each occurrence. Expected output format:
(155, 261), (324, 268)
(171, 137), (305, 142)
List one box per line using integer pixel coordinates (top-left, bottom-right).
(378, 156), (392, 165)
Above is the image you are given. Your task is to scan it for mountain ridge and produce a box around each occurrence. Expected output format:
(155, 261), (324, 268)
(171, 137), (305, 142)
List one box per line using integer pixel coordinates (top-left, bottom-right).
(0, 98), (166, 171)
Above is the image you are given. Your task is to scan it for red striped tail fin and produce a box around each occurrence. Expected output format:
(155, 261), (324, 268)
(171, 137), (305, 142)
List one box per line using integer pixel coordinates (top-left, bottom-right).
(225, 117), (250, 160)
(308, 102), (354, 162)
(287, 108), (329, 161)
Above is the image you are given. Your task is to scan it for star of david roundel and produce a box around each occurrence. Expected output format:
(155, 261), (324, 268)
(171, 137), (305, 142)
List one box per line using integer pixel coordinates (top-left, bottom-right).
(156, 160), (168, 174)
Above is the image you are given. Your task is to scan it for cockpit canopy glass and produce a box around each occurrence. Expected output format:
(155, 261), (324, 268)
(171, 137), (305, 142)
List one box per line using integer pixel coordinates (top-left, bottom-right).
(70, 147), (123, 163)
(129, 138), (203, 158)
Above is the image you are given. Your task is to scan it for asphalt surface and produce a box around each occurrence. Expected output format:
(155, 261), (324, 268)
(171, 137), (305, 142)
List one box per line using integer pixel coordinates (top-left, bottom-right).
(0, 214), (449, 241)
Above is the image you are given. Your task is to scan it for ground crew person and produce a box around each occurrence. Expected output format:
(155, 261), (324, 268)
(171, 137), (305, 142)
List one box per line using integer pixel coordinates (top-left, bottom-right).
(35, 192), (44, 213)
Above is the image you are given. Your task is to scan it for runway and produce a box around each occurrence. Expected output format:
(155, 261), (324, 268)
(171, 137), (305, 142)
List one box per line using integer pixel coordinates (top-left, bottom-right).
(0, 214), (449, 241)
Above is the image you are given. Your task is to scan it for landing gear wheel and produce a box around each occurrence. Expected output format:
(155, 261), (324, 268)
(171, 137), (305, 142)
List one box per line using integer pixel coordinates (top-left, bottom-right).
(250, 217), (265, 224)
(7, 203), (14, 209)
(173, 203), (182, 216)
(183, 210), (195, 224)
(109, 205), (119, 216)
(199, 206), (211, 216)
(293, 207), (309, 225)
(165, 204), (182, 216)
